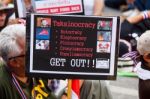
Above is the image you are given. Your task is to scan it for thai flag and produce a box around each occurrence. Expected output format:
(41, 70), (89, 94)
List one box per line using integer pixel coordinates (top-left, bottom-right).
(71, 79), (80, 99)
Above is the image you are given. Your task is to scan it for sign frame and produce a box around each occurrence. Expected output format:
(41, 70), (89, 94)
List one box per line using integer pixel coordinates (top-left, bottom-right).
(26, 13), (120, 80)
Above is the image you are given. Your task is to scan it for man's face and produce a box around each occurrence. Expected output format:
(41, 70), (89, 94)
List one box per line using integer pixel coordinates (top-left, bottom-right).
(0, 11), (7, 27)
(8, 38), (26, 77)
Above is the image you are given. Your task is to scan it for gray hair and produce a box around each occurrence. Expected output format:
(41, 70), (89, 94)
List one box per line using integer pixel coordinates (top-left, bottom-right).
(0, 24), (25, 61)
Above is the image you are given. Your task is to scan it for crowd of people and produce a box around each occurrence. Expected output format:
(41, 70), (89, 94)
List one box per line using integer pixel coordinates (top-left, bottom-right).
(0, 0), (150, 99)
(105, 0), (150, 99)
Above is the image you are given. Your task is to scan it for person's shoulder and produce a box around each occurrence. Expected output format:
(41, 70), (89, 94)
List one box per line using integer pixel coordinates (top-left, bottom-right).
(0, 63), (5, 77)
(0, 64), (7, 86)
(0, 63), (10, 82)
(48, 93), (57, 99)
(84, 80), (101, 85)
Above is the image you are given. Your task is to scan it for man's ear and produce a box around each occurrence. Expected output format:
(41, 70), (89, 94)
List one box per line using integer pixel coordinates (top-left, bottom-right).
(143, 54), (150, 63)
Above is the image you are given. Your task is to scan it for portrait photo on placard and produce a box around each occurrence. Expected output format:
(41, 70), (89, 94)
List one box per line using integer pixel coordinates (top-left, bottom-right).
(37, 17), (51, 27)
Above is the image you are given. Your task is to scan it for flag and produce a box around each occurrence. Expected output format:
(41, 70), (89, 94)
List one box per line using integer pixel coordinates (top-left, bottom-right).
(71, 79), (80, 99)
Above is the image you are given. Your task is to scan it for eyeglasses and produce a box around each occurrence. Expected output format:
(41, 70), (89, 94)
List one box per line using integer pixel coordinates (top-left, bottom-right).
(8, 54), (25, 60)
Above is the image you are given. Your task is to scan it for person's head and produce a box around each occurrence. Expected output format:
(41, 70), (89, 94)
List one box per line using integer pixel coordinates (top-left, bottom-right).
(0, 5), (14, 29)
(0, 24), (26, 77)
(137, 30), (150, 67)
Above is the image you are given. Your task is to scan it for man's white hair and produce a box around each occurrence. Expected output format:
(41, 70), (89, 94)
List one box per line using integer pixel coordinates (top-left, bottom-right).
(0, 24), (25, 61)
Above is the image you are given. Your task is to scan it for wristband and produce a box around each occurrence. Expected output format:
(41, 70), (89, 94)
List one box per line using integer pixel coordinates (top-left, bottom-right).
(142, 11), (149, 19)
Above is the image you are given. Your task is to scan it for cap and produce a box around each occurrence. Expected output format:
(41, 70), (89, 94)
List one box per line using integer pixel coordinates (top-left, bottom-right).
(137, 30), (150, 55)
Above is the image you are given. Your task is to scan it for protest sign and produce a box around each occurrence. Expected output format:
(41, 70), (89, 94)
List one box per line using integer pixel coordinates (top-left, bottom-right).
(26, 14), (120, 80)
(14, 0), (84, 18)
(35, 0), (84, 15)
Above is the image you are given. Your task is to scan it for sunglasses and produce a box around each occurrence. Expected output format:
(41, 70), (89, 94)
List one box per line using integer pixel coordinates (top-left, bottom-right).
(8, 54), (25, 60)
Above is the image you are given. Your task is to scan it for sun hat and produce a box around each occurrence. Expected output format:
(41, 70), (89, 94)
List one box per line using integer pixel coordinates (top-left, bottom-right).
(0, 3), (14, 14)
(137, 30), (150, 55)
(0, 2), (14, 10)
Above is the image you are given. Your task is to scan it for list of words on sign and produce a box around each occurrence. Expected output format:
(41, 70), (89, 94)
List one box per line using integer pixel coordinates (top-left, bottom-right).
(49, 19), (96, 67)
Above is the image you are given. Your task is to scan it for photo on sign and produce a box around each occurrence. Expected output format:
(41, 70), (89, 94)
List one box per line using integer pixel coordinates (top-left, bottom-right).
(97, 20), (112, 30)
(14, 0), (36, 18)
(97, 31), (111, 41)
(96, 41), (110, 53)
(36, 27), (50, 40)
(37, 17), (51, 27)
(35, 40), (49, 50)
(96, 58), (109, 69)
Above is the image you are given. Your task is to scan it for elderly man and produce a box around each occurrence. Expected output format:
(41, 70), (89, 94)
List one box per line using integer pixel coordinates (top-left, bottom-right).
(0, 24), (56, 99)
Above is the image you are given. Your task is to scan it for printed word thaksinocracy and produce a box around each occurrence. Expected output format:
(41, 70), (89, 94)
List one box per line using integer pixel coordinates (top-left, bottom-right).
(53, 20), (96, 29)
